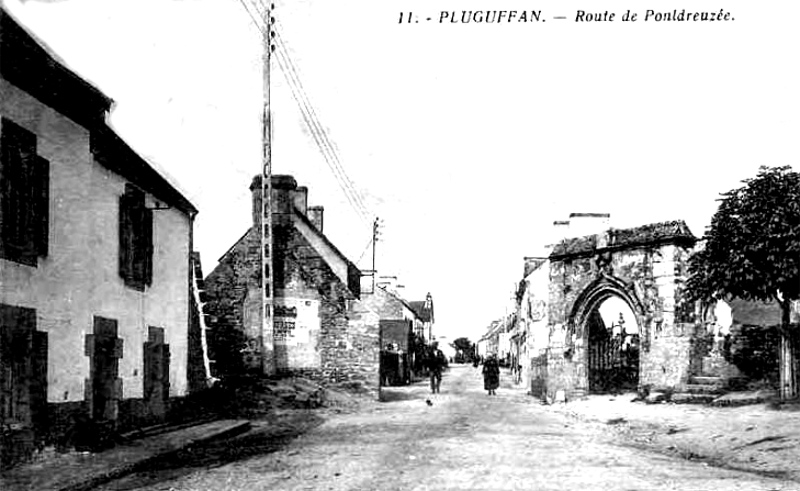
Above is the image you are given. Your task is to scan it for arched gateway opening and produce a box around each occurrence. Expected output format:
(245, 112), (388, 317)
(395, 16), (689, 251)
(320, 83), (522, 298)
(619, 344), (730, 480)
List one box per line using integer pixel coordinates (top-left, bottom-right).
(584, 296), (640, 393)
(569, 277), (644, 395)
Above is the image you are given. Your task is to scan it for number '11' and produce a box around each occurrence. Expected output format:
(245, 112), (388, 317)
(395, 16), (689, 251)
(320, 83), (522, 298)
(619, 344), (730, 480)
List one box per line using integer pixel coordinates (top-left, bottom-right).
(398, 12), (414, 23)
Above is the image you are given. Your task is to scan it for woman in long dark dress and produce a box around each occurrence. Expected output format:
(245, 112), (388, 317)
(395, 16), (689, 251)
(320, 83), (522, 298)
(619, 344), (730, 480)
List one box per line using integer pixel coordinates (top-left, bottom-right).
(482, 355), (500, 395)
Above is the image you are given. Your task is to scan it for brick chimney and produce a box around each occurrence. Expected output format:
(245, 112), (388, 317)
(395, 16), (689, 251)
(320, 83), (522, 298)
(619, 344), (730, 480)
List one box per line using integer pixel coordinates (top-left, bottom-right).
(308, 206), (324, 232)
(250, 174), (298, 228)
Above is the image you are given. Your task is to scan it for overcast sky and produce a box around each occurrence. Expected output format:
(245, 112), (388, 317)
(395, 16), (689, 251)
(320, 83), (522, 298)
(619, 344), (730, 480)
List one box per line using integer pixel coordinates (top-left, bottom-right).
(6, 0), (800, 341)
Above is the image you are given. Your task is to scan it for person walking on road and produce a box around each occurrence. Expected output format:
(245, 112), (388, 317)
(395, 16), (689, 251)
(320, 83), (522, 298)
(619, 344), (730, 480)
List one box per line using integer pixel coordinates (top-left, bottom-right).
(428, 343), (447, 394)
(482, 355), (500, 396)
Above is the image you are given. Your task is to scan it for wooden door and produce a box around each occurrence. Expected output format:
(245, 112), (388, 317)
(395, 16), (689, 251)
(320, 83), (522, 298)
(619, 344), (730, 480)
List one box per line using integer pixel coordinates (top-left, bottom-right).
(144, 326), (170, 421)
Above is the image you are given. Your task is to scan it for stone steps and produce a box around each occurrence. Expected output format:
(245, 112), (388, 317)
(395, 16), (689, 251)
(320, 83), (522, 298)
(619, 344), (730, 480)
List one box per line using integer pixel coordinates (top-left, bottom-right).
(669, 375), (727, 405)
(690, 375), (724, 386)
(670, 392), (719, 404)
(683, 383), (726, 395)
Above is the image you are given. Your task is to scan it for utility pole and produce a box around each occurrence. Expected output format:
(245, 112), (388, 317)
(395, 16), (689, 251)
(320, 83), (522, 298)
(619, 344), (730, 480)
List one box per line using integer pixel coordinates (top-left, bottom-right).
(260, 3), (276, 375)
(372, 217), (381, 292)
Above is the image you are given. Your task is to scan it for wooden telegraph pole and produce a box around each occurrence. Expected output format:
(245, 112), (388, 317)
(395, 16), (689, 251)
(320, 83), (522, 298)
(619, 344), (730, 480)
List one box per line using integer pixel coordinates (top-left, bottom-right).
(260, 3), (276, 375)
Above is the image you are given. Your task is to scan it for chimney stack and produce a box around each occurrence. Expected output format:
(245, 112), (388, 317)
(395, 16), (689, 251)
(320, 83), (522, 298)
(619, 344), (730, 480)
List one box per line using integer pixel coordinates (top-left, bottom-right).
(308, 206), (324, 232)
(250, 174), (298, 228)
(293, 186), (308, 216)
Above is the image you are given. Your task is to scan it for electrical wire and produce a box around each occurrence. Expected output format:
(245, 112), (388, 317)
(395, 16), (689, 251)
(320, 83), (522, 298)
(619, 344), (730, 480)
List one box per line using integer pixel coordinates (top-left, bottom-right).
(273, 39), (371, 223)
(243, 0), (373, 223)
(273, 25), (371, 218)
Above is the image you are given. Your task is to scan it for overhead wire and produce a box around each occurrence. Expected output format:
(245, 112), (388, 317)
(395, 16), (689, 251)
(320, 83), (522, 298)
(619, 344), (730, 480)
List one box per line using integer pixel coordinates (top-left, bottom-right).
(272, 34), (371, 223)
(237, 0), (265, 31)
(245, 0), (372, 223)
(272, 26), (371, 218)
(355, 237), (374, 265)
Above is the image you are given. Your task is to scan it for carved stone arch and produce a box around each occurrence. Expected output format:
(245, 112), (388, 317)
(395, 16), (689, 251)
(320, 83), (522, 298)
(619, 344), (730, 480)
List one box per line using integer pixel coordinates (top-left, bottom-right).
(568, 275), (647, 340)
(568, 275), (647, 394)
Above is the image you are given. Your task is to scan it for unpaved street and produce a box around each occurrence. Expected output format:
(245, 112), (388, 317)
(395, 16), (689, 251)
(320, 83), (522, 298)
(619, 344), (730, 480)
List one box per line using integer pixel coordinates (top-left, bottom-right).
(110, 366), (793, 490)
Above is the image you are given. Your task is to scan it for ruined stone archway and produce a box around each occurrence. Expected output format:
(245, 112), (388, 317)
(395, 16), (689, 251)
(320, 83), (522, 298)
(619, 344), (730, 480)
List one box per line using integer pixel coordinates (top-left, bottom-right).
(544, 221), (698, 401)
(568, 277), (644, 394)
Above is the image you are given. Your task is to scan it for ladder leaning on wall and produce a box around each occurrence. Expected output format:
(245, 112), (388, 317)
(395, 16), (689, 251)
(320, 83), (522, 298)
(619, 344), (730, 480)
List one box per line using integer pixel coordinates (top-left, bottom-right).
(190, 253), (217, 387)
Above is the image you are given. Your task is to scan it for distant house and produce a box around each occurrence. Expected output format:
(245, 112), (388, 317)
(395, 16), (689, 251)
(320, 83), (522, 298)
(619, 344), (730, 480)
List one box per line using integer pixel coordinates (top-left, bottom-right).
(203, 175), (379, 386)
(409, 292), (434, 341)
(0, 9), (200, 466)
(354, 285), (430, 385)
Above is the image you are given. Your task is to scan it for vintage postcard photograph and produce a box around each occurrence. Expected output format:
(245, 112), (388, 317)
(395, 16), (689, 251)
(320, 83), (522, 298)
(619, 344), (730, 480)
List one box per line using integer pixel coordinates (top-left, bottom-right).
(1, 0), (799, 489)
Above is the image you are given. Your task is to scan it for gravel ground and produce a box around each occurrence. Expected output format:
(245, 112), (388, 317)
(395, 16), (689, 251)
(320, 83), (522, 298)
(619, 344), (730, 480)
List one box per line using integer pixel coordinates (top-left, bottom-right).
(101, 366), (795, 490)
(549, 391), (800, 482)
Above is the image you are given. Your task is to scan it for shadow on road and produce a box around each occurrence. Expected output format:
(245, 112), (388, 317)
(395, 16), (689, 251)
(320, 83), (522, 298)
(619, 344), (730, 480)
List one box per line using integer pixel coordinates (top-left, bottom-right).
(99, 412), (325, 490)
(378, 387), (425, 403)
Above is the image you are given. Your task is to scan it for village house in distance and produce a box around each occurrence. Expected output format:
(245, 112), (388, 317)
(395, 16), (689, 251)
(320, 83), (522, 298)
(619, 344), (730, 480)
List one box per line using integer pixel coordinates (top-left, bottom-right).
(0, 9), (205, 467)
(203, 175), (437, 389)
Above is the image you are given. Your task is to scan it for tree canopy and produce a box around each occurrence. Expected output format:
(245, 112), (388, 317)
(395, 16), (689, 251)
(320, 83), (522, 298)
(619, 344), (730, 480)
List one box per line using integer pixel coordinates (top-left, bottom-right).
(686, 165), (800, 400)
(687, 166), (800, 305)
(451, 337), (474, 352)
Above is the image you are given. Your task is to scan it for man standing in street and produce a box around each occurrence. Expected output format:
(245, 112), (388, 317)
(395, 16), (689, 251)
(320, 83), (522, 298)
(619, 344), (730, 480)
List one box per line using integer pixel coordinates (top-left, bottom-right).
(428, 342), (447, 394)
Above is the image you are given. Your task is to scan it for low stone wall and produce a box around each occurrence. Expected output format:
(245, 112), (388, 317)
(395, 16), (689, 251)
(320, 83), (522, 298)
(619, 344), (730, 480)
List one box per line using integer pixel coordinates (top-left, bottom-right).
(640, 323), (694, 390)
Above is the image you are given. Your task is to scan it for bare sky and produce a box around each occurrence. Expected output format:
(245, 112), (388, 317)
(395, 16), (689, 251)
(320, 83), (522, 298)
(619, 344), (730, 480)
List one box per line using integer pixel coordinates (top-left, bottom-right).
(5, 0), (800, 341)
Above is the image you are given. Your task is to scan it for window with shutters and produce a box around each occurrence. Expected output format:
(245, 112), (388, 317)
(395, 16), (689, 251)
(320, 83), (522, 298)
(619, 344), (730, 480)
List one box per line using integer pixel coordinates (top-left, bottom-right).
(0, 118), (49, 267)
(119, 184), (152, 291)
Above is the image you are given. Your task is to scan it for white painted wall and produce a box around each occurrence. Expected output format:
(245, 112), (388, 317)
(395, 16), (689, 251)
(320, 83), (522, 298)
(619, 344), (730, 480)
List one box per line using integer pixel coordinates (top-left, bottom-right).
(0, 78), (192, 403)
(521, 260), (550, 355)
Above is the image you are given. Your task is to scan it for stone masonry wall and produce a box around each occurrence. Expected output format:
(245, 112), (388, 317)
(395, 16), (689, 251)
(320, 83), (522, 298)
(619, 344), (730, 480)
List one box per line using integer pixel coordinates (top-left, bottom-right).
(546, 225), (699, 398)
(204, 220), (379, 388)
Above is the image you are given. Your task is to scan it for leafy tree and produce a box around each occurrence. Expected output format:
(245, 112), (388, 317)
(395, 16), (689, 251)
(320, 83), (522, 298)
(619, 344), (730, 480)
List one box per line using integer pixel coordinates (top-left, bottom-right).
(686, 166), (800, 400)
(451, 337), (474, 362)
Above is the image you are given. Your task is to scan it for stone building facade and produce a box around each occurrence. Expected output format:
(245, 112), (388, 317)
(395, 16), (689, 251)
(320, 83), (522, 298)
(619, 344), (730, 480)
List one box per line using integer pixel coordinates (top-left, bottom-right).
(541, 220), (699, 401)
(204, 175), (379, 387)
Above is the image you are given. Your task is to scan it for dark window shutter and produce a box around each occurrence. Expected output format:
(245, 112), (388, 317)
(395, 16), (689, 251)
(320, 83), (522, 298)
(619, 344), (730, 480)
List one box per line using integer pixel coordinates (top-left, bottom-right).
(119, 185), (152, 290)
(119, 193), (134, 283)
(1, 119), (38, 265)
(142, 207), (153, 286)
(34, 156), (49, 257)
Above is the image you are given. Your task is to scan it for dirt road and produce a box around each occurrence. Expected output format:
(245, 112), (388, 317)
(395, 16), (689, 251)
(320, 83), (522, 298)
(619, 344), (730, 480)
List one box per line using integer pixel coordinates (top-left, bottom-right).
(109, 365), (793, 490)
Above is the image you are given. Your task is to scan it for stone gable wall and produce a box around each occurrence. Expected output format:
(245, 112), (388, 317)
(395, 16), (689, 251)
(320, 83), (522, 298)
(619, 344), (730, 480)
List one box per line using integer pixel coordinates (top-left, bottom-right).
(204, 223), (378, 387)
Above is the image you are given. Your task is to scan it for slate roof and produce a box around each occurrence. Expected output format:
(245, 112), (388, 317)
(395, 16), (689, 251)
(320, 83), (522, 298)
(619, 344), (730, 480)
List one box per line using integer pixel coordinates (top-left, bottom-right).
(293, 208), (361, 296)
(409, 299), (433, 323)
(550, 220), (696, 259)
(0, 8), (110, 128)
(1, 8), (197, 216)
